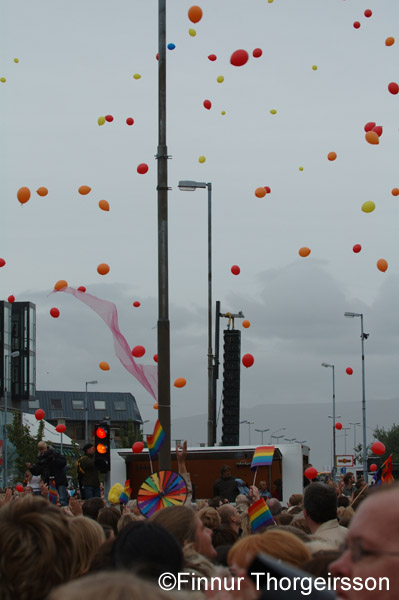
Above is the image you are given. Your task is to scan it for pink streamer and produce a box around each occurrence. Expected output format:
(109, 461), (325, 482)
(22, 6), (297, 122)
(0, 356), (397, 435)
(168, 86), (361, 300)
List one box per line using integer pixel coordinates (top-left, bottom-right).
(55, 287), (158, 400)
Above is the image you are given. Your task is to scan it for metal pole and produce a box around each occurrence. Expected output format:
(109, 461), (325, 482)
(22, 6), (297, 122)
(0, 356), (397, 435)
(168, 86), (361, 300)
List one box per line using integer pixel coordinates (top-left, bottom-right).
(60, 432), (63, 454)
(157, 0), (171, 470)
(3, 355), (8, 488)
(360, 315), (367, 481)
(85, 382), (88, 443)
(212, 300), (220, 445)
(207, 183), (214, 446)
(332, 366), (336, 481)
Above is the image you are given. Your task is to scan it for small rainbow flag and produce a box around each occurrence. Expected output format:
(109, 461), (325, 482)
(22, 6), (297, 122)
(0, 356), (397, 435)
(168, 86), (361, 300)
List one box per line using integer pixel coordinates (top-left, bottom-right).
(119, 479), (132, 504)
(248, 498), (275, 532)
(251, 445), (275, 471)
(48, 479), (58, 505)
(147, 419), (166, 459)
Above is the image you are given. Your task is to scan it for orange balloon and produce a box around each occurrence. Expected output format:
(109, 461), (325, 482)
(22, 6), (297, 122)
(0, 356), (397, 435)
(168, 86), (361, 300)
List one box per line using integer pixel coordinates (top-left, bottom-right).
(188, 5), (203, 23)
(174, 377), (187, 388)
(54, 279), (68, 290)
(391, 188), (399, 196)
(36, 187), (48, 197)
(298, 247), (311, 257)
(99, 361), (110, 371)
(255, 187), (267, 198)
(78, 185), (91, 195)
(17, 187), (31, 204)
(365, 131), (379, 145)
(242, 320), (250, 328)
(153, 403), (159, 409)
(97, 263), (110, 275)
(327, 151), (337, 161)
(385, 37), (395, 46)
(377, 259), (388, 272)
(98, 200), (110, 211)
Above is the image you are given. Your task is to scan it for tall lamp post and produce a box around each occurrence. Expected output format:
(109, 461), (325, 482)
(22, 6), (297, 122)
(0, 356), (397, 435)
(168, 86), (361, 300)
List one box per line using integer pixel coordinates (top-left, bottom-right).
(178, 180), (214, 446)
(349, 421), (361, 464)
(3, 350), (20, 487)
(255, 428), (270, 444)
(342, 427), (350, 454)
(85, 380), (97, 443)
(321, 362), (336, 480)
(345, 312), (368, 481)
(270, 428), (286, 443)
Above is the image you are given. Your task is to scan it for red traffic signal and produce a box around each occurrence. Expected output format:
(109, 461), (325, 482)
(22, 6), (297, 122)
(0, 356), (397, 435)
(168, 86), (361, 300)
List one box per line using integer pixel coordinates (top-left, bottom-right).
(95, 421), (111, 472)
(96, 427), (107, 439)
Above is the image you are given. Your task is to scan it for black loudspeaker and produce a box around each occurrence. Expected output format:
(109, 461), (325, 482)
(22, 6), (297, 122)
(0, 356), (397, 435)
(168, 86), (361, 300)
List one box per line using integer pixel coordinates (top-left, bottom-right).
(222, 329), (241, 446)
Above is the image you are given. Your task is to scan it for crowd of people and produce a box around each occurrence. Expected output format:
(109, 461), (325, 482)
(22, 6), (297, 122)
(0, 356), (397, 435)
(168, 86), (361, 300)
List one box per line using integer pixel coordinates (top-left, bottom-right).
(0, 441), (398, 600)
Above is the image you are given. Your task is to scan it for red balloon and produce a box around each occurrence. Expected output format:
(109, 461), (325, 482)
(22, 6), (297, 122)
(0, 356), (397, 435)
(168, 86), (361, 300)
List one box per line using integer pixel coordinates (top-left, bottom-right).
(50, 307), (60, 318)
(105, 115), (114, 122)
(132, 441), (144, 453)
(352, 244), (361, 253)
(0, 258), (6, 267)
(372, 126), (383, 137)
(126, 117), (134, 126)
(35, 409), (45, 421)
(231, 265), (240, 275)
(133, 301), (141, 307)
(137, 163), (149, 174)
(346, 367), (353, 375)
(304, 467), (318, 480)
(208, 54), (217, 61)
(388, 82), (399, 95)
(230, 49), (249, 67)
(369, 463), (377, 472)
(7, 295), (15, 303)
(335, 422), (343, 430)
(242, 353), (254, 368)
(371, 441), (385, 456)
(16, 484), (24, 493)
(56, 424), (66, 433)
(264, 186), (271, 194)
(353, 21), (361, 29)
(77, 286), (86, 292)
(252, 48), (263, 58)
(203, 99), (212, 110)
(132, 345), (146, 358)
(364, 9), (372, 17)
(364, 122), (376, 132)
(153, 353), (158, 363)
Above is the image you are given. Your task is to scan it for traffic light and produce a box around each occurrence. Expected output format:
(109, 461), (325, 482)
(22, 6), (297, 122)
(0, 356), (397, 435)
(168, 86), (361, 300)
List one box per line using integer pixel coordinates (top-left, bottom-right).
(95, 421), (111, 472)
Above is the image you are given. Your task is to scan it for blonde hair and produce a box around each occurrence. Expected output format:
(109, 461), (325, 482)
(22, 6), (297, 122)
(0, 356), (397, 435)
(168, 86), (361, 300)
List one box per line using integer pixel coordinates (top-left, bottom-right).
(117, 512), (141, 532)
(288, 493), (303, 507)
(69, 516), (106, 577)
(198, 507), (221, 530)
(239, 511), (252, 537)
(337, 506), (355, 527)
(37, 441), (47, 451)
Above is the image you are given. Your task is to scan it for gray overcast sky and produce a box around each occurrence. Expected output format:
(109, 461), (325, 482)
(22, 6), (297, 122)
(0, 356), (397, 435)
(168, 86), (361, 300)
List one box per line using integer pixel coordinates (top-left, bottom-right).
(2, 0), (399, 468)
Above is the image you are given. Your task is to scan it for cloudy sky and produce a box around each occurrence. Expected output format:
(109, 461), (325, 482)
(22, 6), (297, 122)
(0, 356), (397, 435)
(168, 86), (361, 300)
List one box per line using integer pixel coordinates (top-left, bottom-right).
(2, 0), (399, 468)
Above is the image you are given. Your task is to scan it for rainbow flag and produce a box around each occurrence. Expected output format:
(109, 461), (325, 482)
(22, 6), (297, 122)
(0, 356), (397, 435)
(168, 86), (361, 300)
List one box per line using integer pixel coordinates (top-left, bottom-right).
(147, 420), (166, 459)
(251, 446), (275, 471)
(119, 479), (132, 504)
(48, 479), (58, 504)
(382, 456), (394, 483)
(248, 498), (275, 532)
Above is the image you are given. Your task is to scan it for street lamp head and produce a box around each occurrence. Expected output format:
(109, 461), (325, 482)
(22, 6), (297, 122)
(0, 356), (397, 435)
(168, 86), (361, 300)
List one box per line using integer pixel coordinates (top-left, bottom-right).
(344, 312), (361, 318)
(321, 362), (333, 368)
(10, 351), (20, 358)
(178, 180), (207, 191)
(86, 380), (98, 385)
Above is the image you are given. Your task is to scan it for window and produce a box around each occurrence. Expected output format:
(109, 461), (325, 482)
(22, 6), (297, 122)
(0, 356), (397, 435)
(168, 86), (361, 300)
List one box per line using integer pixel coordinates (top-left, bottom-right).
(28, 399), (40, 409)
(94, 400), (106, 410)
(50, 398), (62, 410)
(114, 400), (126, 411)
(72, 400), (84, 410)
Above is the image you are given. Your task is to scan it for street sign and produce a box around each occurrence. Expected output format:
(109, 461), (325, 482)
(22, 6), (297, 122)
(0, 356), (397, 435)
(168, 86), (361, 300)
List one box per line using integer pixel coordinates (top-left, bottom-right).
(336, 454), (354, 467)
(341, 467), (346, 475)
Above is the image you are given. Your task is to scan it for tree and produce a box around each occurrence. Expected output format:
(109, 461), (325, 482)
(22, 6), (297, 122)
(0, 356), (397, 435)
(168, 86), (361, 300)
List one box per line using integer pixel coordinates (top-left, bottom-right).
(354, 442), (372, 466)
(119, 419), (143, 448)
(373, 424), (399, 463)
(6, 413), (44, 481)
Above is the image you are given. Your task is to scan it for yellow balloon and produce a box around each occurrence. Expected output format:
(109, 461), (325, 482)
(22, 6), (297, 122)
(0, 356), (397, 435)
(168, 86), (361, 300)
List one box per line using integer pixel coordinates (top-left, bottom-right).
(14, 58), (19, 63)
(188, 28), (196, 37)
(270, 109), (277, 114)
(217, 75), (224, 83)
(299, 166), (304, 171)
(133, 73), (141, 80)
(0, 77), (6, 83)
(268, 0), (274, 3)
(198, 156), (206, 163)
(221, 110), (226, 115)
(312, 65), (318, 71)
(361, 201), (375, 213)
(98, 116), (105, 126)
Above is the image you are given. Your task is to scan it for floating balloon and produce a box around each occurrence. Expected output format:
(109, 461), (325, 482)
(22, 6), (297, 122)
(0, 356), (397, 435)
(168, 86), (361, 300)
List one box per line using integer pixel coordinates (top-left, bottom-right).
(132, 441), (144, 453)
(55, 424), (66, 433)
(155, 53), (159, 61)
(16, 484), (24, 493)
(0, 258), (5, 267)
(98, 200), (110, 211)
(361, 201), (375, 213)
(372, 125), (383, 137)
(304, 467), (318, 480)
(253, 48), (263, 58)
(353, 21), (361, 29)
(364, 121), (376, 132)
(167, 43), (176, 50)
(377, 259), (388, 272)
(365, 131), (379, 145)
(132, 345), (146, 358)
(298, 247), (311, 257)
(391, 188), (399, 196)
(221, 111), (226, 115)
(153, 354), (158, 363)
(346, 367), (353, 375)
(242, 320), (250, 329)
(133, 73), (141, 79)
(216, 75), (224, 83)
(242, 353), (254, 368)
(0, 77), (6, 83)
(188, 5), (203, 23)
(299, 166), (304, 171)
(77, 286), (86, 292)
(270, 109), (277, 114)
(35, 409), (45, 421)
(385, 37), (395, 47)
(50, 307), (60, 318)
(327, 151), (337, 161)
(198, 156), (206, 163)
(17, 187), (31, 205)
(312, 65), (318, 71)
(137, 163), (149, 174)
(54, 280), (68, 290)
(264, 186), (271, 194)
(36, 187), (48, 197)
(14, 58), (19, 63)
(335, 422), (342, 431)
(364, 9), (372, 17)
(353, 244), (362, 253)
(203, 99), (212, 110)
(98, 116), (105, 126)
(208, 54), (217, 61)
(153, 403), (159, 409)
(231, 265), (240, 275)
(97, 263), (110, 275)
(133, 301), (141, 307)
(8, 295), (15, 303)
(388, 82), (399, 95)
(369, 463), (377, 472)
(230, 49), (249, 67)
(99, 361), (110, 371)
(126, 117), (134, 126)
(174, 377), (187, 388)
(255, 187), (266, 198)
(371, 441), (385, 456)
(188, 28), (196, 37)
(78, 185), (91, 195)
(105, 115), (114, 123)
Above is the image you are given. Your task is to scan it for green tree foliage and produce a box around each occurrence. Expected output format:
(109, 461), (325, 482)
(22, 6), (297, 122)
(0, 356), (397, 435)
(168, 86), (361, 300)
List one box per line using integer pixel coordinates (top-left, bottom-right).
(6, 413), (44, 481)
(119, 419), (143, 448)
(373, 424), (399, 462)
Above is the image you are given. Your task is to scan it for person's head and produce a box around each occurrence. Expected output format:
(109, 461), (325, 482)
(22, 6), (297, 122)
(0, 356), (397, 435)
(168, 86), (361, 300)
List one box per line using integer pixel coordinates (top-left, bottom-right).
(83, 443), (95, 456)
(259, 480), (268, 492)
(235, 493), (250, 506)
(69, 516), (106, 577)
(278, 512), (293, 526)
(235, 502), (249, 516)
(198, 506), (221, 530)
(337, 495), (350, 508)
(0, 495), (76, 600)
(117, 512), (141, 532)
(24, 485), (33, 494)
(125, 499), (141, 516)
(288, 493), (303, 507)
(220, 465), (232, 479)
(97, 506), (121, 535)
(82, 497), (105, 520)
(208, 496), (224, 509)
(212, 526), (238, 548)
(217, 503), (241, 534)
(301, 550), (341, 582)
(303, 482), (338, 525)
(330, 485), (399, 599)
(290, 516), (311, 534)
(37, 441), (47, 454)
(112, 520), (183, 580)
(150, 505), (216, 559)
(267, 498), (282, 516)
(337, 506), (355, 528)
(343, 472), (354, 487)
